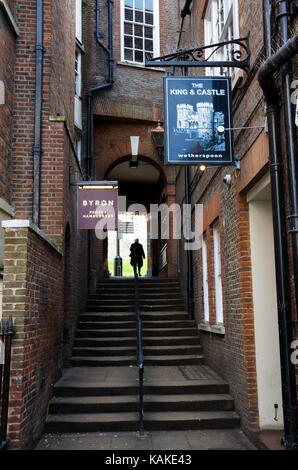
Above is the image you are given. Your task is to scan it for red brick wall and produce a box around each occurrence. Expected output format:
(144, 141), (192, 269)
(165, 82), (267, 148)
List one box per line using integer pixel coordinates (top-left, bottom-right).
(50, 0), (76, 138)
(175, 0), (298, 439)
(0, 0), (89, 449)
(2, 227), (64, 449)
(0, 5), (17, 203)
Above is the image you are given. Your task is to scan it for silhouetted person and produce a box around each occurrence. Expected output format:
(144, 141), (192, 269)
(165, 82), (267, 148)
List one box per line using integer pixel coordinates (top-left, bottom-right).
(130, 238), (145, 277)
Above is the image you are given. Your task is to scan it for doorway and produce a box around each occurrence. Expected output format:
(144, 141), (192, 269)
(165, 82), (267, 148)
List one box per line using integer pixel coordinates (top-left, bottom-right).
(247, 173), (283, 430)
(108, 211), (148, 277)
(105, 157), (165, 278)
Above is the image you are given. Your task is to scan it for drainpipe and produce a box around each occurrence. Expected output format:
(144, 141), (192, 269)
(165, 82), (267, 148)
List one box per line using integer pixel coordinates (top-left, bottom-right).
(33, 0), (44, 227)
(86, 0), (114, 290)
(258, 25), (298, 449)
(185, 165), (194, 320)
(275, 0), (298, 321)
(87, 0), (114, 180)
(177, 0), (193, 50)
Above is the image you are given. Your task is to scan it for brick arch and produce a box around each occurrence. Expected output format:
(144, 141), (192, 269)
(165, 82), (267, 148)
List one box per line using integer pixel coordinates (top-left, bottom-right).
(104, 154), (167, 185)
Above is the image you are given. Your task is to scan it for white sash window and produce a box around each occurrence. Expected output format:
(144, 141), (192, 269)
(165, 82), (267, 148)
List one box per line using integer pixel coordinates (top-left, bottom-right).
(121, 0), (160, 65)
(204, 0), (239, 85)
(213, 222), (223, 324)
(202, 234), (210, 323)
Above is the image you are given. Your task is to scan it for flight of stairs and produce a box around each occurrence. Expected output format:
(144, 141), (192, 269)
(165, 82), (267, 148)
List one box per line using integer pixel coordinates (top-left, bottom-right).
(44, 278), (240, 432)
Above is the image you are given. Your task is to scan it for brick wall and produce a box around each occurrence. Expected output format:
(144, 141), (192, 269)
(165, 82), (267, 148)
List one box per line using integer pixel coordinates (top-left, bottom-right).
(0, 0), (89, 449)
(0, 3), (17, 203)
(2, 225), (64, 449)
(175, 0), (298, 439)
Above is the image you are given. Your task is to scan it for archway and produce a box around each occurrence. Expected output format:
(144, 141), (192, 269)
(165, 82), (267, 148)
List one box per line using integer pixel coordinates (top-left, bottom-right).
(104, 156), (165, 277)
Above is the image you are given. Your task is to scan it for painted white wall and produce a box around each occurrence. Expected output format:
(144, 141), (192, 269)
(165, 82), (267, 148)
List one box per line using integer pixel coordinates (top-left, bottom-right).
(248, 194), (284, 429)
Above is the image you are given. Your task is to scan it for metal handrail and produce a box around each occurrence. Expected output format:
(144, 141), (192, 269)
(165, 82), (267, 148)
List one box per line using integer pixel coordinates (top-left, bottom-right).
(0, 316), (14, 450)
(134, 273), (144, 434)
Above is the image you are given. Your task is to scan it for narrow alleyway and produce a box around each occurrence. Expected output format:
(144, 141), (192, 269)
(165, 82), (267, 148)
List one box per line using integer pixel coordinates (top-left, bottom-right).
(36, 278), (255, 450)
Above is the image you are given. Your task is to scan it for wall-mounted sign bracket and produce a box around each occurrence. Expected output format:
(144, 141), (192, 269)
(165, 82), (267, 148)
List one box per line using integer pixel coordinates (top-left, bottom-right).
(145, 35), (251, 77)
(71, 180), (118, 189)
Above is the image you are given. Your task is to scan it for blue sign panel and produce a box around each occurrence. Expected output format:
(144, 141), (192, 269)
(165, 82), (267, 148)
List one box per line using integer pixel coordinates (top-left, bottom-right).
(164, 77), (234, 165)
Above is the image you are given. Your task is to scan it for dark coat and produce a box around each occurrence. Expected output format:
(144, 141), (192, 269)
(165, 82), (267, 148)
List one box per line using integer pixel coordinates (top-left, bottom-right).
(130, 242), (145, 267)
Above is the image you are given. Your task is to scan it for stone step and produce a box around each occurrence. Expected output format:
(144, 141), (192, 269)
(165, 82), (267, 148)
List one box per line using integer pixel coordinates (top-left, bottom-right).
(53, 380), (230, 398)
(89, 293), (183, 300)
(76, 328), (198, 338)
(48, 394), (235, 414)
(77, 318), (198, 336)
(76, 328), (137, 337)
(74, 336), (200, 346)
(97, 278), (179, 285)
(87, 299), (184, 306)
(80, 312), (189, 321)
(71, 356), (137, 367)
(74, 337), (137, 346)
(72, 345), (203, 357)
(44, 410), (240, 433)
(72, 347), (137, 357)
(85, 304), (186, 312)
(143, 355), (205, 366)
(71, 355), (204, 367)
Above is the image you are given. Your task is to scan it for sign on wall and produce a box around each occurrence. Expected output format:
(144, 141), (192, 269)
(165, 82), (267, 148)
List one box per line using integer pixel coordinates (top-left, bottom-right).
(164, 77), (234, 165)
(77, 187), (118, 230)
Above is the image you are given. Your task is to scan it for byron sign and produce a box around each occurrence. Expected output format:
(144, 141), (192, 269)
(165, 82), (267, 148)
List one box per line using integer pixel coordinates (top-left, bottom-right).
(77, 186), (118, 230)
(164, 76), (234, 165)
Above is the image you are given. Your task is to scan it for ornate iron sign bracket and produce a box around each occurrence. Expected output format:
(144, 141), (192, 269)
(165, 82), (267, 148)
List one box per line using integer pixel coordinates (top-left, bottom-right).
(145, 35), (251, 76)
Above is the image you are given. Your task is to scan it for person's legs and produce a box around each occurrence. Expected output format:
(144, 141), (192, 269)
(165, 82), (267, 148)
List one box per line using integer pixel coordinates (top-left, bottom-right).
(137, 261), (142, 276)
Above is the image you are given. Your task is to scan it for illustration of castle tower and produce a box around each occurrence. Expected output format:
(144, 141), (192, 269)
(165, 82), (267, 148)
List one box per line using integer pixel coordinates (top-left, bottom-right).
(177, 104), (193, 129)
(196, 102), (214, 148)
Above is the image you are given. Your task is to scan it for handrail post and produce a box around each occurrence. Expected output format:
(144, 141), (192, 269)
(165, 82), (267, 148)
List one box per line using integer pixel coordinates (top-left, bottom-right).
(134, 272), (145, 435)
(0, 316), (14, 450)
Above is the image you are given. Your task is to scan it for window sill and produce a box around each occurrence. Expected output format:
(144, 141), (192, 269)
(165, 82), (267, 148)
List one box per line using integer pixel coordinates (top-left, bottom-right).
(199, 322), (225, 335)
(117, 61), (165, 72)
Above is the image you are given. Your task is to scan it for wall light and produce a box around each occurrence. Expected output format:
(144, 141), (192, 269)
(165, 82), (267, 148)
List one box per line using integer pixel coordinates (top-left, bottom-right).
(130, 136), (139, 169)
(151, 121), (164, 158)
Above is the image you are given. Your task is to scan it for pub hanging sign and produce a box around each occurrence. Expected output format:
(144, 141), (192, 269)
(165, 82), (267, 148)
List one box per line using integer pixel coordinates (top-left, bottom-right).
(164, 76), (234, 166)
(77, 182), (118, 230)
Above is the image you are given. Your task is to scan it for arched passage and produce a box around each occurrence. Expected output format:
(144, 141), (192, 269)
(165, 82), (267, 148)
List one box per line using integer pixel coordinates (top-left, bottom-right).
(104, 156), (165, 277)
(92, 117), (178, 279)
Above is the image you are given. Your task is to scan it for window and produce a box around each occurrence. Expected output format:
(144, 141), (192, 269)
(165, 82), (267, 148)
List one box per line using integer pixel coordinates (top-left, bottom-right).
(121, 0), (160, 65)
(74, 50), (82, 129)
(202, 234), (209, 322)
(0, 81), (5, 105)
(76, 0), (82, 43)
(75, 51), (81, 97)
(204, 0), (239, 83)
(75, 139), (82, 162)
(213, 222), (223, 324)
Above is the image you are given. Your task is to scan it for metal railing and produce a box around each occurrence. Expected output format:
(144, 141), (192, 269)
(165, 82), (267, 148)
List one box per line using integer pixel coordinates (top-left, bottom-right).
(0, 316), (14, 450)
(134, 273), (144, 434)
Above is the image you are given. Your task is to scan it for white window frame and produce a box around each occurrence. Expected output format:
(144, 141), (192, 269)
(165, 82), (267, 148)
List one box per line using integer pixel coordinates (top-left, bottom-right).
(74, 50), (82, 130)
(76, 0), (82, 43)
(75, 50), (82, 98)
(204, 0), (239, 86)
(120, 0), (160, 65)
(75, 138), (82, 163)
(213, 222), (223, 324)
(202, 234), (209, 323)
